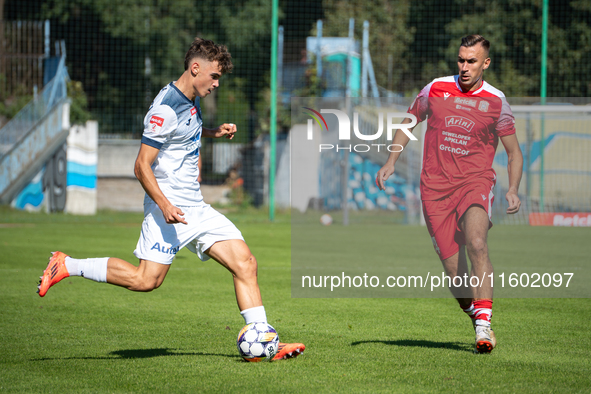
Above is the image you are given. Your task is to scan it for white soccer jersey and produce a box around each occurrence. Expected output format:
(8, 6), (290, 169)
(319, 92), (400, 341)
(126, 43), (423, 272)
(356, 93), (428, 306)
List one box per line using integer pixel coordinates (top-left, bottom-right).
(141, 82), (204, 206)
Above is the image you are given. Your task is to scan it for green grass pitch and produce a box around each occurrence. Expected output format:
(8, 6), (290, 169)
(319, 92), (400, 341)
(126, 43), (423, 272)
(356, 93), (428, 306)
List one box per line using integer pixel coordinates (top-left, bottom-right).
(0, 206), (589, 392)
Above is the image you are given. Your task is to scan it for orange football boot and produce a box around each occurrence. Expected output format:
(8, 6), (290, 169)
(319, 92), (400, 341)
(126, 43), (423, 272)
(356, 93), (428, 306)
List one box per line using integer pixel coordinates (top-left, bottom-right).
(272, 342), (305, 361)
(38, 251), (70, 297)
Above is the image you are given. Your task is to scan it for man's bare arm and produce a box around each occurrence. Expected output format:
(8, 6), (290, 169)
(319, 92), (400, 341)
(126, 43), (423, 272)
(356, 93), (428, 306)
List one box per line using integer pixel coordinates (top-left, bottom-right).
(375, 117), (417, 190)
(500, 134), (523, 214)
(134, 144), (187, 224)
(203, 123), (237, 139)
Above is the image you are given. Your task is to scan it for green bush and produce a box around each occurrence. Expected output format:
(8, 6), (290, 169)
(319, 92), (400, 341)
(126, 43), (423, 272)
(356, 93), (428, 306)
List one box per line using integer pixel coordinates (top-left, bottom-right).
(67, 80), (93, 125)
(0, 74), (32, 120)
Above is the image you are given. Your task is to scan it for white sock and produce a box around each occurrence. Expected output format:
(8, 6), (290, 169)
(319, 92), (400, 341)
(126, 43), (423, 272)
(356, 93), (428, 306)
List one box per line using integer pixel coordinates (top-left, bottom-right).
(65, 257), (108, 283)
(240, 306), (267, 324)
(474, 308), (492, 328)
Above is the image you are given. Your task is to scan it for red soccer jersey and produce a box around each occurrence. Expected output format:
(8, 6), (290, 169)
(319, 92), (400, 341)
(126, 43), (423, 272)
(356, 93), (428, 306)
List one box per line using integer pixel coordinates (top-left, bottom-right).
(408, 75), (516, 201)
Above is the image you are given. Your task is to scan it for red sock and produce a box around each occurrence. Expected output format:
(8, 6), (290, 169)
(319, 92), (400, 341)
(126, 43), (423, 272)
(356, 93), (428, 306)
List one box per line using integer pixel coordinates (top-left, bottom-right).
(461, 302), (475, 317)
(473, 299), (493, 327)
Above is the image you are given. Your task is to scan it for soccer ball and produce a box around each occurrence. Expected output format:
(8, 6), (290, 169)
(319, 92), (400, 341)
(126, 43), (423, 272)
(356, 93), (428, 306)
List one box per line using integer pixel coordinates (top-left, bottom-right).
(236, 322), (279, 362)
(320, 213), (333, 226)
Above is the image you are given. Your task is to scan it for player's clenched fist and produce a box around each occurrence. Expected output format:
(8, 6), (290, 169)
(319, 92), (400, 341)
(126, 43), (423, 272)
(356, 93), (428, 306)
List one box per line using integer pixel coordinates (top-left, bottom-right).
(218, 123), (236, 139)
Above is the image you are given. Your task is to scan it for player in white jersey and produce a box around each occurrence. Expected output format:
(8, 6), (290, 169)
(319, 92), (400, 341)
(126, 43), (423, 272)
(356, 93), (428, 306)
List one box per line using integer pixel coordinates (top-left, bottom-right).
(37, 38), (305, 361)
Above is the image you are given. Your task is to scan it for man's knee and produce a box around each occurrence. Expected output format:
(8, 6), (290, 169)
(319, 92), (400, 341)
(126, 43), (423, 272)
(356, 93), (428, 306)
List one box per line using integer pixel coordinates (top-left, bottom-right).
(467, 236), (488, 256)
(129, 272), (164, 292)
(234, 254), (258, 279)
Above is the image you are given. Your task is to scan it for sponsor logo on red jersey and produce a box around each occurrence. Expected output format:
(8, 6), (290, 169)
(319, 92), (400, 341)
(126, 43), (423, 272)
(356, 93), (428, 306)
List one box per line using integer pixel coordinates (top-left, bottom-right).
(454, 97), (477, 108)
(445, 116), (475, 132)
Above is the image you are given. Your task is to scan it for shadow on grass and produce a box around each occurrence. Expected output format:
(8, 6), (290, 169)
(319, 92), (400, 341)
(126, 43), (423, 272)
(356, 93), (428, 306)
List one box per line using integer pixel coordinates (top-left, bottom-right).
(351, 340), (473, 352)
(32, 348), (240, 361)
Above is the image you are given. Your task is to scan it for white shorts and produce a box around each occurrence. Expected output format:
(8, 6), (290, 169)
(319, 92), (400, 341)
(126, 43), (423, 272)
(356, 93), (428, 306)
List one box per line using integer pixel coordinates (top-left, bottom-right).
(133, 203), (244, 264)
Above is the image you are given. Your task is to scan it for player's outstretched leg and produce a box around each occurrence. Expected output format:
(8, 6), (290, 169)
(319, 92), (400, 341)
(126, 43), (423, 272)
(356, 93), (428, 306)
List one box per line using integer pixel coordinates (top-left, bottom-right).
(38, 252), (111, 296)
(39, 252), (167, 296)
(38, 251), (70, 297)
(207, 239), (306, 361)
(273, 342), (306, 361)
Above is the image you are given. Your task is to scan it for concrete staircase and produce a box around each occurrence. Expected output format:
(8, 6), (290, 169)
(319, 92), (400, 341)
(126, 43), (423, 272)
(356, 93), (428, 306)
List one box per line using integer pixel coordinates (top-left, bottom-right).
(0, 56), (70, 204)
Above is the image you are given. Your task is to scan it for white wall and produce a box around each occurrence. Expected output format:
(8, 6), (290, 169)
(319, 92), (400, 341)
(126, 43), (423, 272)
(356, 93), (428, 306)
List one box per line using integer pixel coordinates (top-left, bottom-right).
(65, 121), (98, 215)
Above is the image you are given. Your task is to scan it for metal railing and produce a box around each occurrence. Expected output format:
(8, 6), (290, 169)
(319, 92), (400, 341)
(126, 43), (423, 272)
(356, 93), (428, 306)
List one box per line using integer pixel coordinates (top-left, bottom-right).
(0, 56), (69, 159)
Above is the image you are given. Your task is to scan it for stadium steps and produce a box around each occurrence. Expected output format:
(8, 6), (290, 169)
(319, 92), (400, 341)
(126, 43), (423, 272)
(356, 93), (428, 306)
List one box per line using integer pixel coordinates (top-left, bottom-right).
(0, 57), (70, 204)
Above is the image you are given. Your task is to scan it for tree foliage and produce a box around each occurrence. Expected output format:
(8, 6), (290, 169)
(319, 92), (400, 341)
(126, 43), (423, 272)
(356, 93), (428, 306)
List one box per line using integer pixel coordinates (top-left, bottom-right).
(4, 0), (589, 136)
(35, 0), (281, 135)
(322, 0), (591, 97)
(321, 0), (414, 92)
(381, 0), (590, 97)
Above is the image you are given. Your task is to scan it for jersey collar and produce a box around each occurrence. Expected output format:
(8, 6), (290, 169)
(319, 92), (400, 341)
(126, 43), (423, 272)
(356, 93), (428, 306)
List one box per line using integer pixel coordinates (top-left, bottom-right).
(454, 75), (485, 95)
(170, 81), (197, 105)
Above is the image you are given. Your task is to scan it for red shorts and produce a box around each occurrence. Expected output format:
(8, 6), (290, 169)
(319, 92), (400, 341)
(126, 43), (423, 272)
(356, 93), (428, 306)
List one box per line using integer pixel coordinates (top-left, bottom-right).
(422, 182), (495, 261)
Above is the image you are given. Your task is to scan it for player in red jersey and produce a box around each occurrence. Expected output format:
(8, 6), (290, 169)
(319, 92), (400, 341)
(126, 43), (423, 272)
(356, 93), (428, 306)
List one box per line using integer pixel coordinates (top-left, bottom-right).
(376, 35), (523, 353)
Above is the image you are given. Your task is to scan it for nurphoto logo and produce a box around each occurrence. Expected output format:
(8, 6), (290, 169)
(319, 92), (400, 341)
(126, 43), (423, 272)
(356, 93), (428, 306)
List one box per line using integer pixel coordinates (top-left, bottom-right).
(303, 107), (418, 153)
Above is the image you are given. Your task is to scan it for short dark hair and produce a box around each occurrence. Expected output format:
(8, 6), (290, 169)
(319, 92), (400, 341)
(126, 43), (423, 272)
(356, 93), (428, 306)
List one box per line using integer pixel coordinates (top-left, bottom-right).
(184, 38), (233, 74)
(460, 34), (490, 56)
